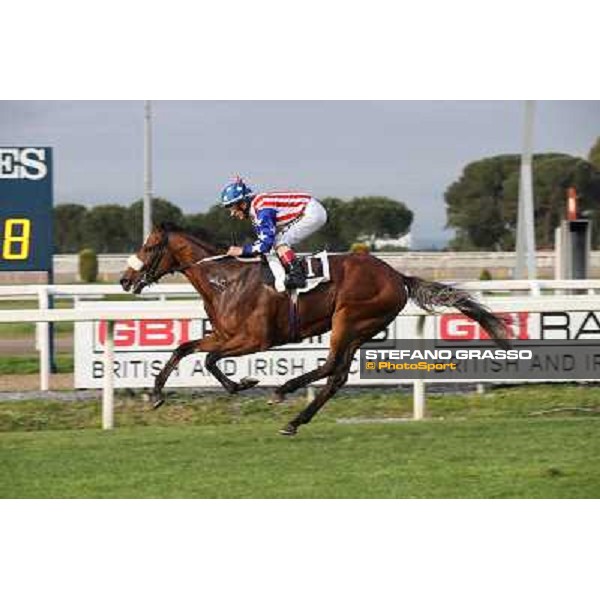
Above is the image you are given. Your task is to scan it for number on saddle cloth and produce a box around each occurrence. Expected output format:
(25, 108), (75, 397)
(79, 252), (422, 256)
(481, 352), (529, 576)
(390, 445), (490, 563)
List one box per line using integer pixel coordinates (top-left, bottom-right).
(261, 251), (330, 293)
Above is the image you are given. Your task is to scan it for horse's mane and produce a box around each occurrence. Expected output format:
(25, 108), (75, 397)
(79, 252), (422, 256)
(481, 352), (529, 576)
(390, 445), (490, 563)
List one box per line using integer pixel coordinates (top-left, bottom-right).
(158, 221), (222, 255)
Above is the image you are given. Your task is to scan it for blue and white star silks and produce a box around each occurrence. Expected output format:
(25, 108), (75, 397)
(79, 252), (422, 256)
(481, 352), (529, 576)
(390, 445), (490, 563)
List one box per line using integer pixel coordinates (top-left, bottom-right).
(242, 208), (278, 256)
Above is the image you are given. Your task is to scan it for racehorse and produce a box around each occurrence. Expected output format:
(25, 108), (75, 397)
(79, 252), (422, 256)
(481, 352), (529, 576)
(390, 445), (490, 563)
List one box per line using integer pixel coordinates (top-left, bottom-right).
(120, 222), (510, 435)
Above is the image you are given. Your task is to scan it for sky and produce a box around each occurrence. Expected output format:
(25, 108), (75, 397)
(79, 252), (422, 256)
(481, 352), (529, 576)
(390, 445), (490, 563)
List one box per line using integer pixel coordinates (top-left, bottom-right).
(2, 100), (599, 248)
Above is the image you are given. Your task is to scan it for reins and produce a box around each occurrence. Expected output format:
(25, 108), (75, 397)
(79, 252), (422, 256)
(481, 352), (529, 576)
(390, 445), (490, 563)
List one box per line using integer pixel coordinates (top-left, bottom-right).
(176, 254), (260, 272)
(197, 255), (229, 263)
(148, 229), (260, 276)
(174, 254), (228, 273)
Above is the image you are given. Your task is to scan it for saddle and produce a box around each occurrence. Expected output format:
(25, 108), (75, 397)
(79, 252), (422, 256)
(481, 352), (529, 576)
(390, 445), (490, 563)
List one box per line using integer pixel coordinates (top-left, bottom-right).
(234, 251), (330, 343)
(260, 250), (331, 293)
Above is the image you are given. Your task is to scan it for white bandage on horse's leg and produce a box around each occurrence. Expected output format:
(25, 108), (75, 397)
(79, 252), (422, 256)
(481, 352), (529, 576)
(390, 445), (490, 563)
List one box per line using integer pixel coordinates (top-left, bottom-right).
(127, 254), (144, 271)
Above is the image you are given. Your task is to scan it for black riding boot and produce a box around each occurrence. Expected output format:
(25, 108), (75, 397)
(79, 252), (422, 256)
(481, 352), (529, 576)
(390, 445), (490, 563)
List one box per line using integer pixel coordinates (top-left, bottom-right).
(284, 257), (307, 289)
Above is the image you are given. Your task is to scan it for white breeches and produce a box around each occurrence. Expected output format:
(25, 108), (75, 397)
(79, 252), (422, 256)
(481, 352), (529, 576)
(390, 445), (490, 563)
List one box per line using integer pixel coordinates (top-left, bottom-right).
(274, 199), (327, 248)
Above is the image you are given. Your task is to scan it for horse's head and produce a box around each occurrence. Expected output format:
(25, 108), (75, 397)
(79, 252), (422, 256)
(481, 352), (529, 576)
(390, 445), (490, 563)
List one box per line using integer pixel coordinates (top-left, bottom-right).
(120, 224), (180, 294)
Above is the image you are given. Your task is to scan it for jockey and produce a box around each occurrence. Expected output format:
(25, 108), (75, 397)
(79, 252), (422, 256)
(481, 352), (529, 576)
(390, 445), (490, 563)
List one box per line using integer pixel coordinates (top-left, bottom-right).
(221, 177), (328, 289)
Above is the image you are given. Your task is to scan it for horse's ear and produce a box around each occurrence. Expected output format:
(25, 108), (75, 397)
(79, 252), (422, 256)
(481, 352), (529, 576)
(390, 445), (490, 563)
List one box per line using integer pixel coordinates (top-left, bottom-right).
(159, 221), (178, 233)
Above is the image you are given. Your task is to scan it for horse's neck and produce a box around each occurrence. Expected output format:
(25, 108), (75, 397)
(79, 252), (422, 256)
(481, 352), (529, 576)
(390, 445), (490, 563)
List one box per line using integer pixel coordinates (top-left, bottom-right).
(170, 234), (217, 266)
(172, 238), (220, 306)
(186, 238), (218, 262)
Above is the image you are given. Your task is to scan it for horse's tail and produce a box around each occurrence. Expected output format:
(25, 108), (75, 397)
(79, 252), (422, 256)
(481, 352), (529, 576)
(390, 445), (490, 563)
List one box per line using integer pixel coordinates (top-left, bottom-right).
(403, 275), (511, 349)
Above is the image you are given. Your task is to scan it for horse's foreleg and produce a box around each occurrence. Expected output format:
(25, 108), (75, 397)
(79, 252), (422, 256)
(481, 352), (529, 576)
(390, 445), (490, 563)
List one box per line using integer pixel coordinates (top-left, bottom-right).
(151, 334), (263, 406)
(201, 334), (269, 394)
(150, 339), (203, 408)
(205, 349), (260, 394)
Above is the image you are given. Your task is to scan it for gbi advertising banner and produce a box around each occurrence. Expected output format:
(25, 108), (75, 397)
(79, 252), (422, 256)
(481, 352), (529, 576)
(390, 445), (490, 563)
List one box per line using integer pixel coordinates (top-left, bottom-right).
(74, 301), (600, 388)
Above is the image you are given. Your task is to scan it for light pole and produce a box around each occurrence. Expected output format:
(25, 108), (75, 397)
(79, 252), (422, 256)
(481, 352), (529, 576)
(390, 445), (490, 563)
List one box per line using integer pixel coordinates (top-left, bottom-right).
(143, 100), (153, 242)
(515, 100), (536, 280)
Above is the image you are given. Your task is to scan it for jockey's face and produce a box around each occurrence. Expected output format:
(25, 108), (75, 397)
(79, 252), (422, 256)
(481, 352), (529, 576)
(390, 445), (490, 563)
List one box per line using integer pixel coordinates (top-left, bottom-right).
(229, 200), (248, 220)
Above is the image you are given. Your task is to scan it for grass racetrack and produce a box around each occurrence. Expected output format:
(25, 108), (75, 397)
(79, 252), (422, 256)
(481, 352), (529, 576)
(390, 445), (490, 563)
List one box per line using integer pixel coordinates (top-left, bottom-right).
(1, 385), (599, 498)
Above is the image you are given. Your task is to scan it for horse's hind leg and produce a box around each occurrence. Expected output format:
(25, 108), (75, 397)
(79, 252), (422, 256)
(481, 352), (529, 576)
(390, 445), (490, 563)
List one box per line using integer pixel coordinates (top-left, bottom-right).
(271, 320), (361, 403)
(278, 310), (360, 434)
(280, 342), (356, 436)
(279, 310), (397, 435)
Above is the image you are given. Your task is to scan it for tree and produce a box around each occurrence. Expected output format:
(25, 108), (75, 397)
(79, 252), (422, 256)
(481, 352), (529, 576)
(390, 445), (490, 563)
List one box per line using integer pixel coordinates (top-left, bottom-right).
(445, 153), (600, 250)
(588, 136), (600, 170)
(83, 204), (132, 253)
(185, 204), (254, 249)
(345, 196), (413, 247)
(52, 194), (415, 254)
(54, 203), (88, 253)
(296, 196), (413, 253)
(528, 155), (600, 247)
(445, 155), (520, 250)
(128, 197), (185, 245)
(296, 197), (354, 252)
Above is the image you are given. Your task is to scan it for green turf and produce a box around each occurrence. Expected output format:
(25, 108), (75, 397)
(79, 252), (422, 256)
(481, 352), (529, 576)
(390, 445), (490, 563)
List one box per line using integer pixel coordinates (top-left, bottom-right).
(0, 419), (597, 498)
(0, 299), (74, 336)
(0, 385), (598, 498)
(0, 354), (73, 375)
(0, 322), (73, 336)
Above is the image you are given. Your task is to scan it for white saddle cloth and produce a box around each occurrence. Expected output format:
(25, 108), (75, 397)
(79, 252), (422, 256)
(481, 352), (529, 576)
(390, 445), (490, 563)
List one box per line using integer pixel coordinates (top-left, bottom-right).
(266, 250), (331, 293)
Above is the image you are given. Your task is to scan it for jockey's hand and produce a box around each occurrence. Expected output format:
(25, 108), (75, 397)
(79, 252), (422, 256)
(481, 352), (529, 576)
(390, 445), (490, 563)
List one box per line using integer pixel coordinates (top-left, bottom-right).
(226, 246), (243, 257)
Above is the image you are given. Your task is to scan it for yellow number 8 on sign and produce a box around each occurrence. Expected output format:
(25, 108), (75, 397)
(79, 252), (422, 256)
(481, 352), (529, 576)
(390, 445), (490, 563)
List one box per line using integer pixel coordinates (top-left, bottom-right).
(2, 218), (31, 260)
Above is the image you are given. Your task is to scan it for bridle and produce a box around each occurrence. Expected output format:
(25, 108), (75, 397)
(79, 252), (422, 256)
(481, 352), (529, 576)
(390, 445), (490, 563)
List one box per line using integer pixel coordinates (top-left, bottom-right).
(128, 229), (239, 291)
(136, 232), (171, 288)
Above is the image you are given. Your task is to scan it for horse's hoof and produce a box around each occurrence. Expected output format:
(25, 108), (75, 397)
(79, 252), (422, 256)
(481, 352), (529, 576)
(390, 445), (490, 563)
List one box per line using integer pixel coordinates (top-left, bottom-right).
(279, 424), (297, 436)
(268, 392), (285, 405)
(151, 393), (165, 410)
(237, 377), (259, 391)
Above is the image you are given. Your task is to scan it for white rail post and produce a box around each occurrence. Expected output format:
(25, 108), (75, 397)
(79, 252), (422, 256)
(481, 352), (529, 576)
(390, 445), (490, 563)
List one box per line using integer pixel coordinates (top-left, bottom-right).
(102, 320), (115, 430)
(413, 380), (425, 420)
(37, 287), (50, 391)
(413, 315), (426, 420)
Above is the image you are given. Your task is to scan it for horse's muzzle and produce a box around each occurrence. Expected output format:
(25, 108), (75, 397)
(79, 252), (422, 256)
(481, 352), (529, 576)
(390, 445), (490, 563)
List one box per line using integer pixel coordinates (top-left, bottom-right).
(119, 268), (141, 293)
(120, 276), (132, 292)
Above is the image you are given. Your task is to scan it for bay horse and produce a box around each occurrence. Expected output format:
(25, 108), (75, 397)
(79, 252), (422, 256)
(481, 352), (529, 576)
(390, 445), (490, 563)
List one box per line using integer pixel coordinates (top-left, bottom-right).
(120, 223), (510, 435)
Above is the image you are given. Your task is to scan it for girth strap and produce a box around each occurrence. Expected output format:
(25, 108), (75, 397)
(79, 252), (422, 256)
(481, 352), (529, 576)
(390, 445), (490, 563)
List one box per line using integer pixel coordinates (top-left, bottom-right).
(289, 292), (300, 343)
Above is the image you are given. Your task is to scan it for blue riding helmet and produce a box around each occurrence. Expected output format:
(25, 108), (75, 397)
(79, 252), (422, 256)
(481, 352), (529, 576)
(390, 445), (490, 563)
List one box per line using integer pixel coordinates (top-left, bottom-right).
(220, 178), (254, 207)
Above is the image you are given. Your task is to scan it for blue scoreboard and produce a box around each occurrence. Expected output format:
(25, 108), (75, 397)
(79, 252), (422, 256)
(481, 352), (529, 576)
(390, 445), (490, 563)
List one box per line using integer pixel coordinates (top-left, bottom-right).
(0, 147), (53, 272)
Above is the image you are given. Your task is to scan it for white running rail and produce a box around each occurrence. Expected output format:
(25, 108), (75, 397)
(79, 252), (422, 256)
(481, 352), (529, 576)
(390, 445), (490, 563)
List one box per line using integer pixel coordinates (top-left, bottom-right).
(2, 283), (600, 429)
